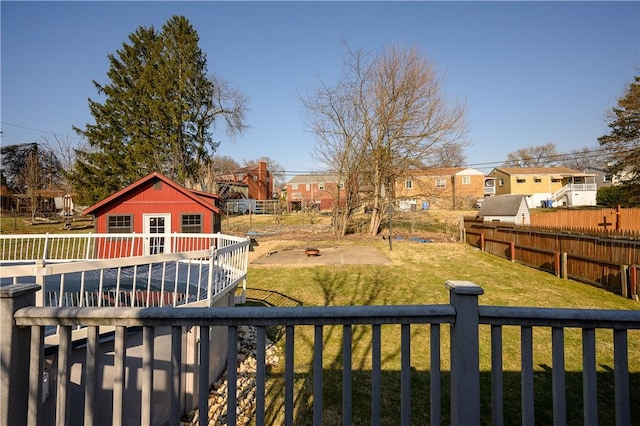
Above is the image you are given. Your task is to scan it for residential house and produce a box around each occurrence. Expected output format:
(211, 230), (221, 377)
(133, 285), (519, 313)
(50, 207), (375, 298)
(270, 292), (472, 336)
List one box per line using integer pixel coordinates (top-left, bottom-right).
(477, 194), (530, 224)
(488, 167), (597, 208)
(286, 174), (344, 212)
(584, 166), (636, 190)
(217, 160), (273, 201)
(396, 167), (486, 210)
(83, 172), (221, 256)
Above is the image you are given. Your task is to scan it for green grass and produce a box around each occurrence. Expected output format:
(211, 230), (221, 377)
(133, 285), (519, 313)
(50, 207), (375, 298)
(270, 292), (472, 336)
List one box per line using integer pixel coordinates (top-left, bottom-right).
(4, 211), (637, 424)
(0, 214), (93, 234)
(246, 238), (640, 425)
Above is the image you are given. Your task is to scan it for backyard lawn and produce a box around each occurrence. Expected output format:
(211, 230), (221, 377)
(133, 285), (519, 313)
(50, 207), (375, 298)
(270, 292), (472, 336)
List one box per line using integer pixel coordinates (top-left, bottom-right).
(244, 235), (640, 425)
(3, 210), (638, 424)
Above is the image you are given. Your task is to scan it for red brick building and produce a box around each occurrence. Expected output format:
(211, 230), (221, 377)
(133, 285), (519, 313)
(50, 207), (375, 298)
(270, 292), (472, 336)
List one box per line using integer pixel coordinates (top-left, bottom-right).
(286, 174), (344, 211)
(217, 161), (273, 200)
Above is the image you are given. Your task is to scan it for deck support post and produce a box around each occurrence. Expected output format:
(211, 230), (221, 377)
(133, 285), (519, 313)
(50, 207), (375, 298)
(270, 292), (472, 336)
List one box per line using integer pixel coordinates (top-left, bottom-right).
(446, 280), (483, 426)
(0, 283), (40, 426)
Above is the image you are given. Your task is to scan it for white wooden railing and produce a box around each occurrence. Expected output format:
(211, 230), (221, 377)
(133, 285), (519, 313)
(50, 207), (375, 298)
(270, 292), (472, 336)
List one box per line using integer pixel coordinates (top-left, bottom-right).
(0, 232), (247, 262)
(0, 233), (250, 309)
(551, 183), (597, 202)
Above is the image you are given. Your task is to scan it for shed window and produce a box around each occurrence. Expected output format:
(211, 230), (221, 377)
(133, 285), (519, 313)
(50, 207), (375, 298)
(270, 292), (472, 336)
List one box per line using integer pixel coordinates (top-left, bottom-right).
(153, 182), (162, 190)
(462, 176), (471, 185)
(435, 178), (446, 188)
(181, 214), (203, 233)
(107, 215), (133, 233)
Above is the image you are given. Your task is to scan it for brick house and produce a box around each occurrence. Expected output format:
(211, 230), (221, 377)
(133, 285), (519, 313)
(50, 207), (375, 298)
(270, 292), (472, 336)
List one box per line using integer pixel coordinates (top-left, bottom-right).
(395, 167), (486, 210)
(286, 174), (344, 212)
(217, 160), (273, 200)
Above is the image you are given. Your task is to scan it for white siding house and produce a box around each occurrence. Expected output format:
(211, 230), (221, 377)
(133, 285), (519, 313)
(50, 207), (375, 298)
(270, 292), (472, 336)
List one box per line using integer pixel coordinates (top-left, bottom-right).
(477, 194), (530, 225)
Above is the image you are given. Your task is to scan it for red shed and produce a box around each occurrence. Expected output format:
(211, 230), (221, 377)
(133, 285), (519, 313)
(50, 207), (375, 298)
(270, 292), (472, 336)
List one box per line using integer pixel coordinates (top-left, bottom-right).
(83, 172), (222, 257)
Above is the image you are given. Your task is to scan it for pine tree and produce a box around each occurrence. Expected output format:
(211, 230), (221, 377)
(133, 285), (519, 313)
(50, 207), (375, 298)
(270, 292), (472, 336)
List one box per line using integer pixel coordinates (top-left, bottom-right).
(598, 76), (640, 205)
(72, 16), (246, 204)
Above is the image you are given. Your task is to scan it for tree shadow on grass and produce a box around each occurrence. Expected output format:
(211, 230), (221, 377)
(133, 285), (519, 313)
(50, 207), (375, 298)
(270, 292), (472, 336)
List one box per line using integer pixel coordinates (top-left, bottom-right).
(263, 366), (640, 425)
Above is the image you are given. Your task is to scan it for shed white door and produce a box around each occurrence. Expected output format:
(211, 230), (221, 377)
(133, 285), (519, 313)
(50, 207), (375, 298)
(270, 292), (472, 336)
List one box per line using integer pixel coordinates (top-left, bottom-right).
(143, 214), (171, 255)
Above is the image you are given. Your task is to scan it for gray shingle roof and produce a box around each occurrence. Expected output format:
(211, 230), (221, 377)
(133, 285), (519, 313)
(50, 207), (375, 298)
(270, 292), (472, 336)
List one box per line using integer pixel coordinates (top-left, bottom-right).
(477, 194), (526, 216)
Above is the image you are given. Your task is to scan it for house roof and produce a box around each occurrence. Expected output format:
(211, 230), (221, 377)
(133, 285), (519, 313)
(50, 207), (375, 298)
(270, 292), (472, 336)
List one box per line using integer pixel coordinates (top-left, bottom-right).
(491, 167), (589, 176)
(404, 167), (485, 177)
(477, 194), (528, 217)
(287, 174), (340, 184)
(83, 172), (221, 216)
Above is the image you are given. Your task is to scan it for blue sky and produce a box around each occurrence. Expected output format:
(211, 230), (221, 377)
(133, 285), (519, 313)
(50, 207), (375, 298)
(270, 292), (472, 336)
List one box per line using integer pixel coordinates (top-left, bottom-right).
(2, 1), (639, 176)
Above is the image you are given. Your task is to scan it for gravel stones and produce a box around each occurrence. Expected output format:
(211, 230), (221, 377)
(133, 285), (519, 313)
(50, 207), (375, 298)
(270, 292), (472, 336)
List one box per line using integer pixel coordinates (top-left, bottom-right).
(183, 325), (281, 425)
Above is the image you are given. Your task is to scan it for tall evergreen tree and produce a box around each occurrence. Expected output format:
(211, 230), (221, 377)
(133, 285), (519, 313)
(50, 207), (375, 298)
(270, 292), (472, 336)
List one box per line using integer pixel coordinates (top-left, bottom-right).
(598, 75), (640, 205)
(72, 16), (247, 204)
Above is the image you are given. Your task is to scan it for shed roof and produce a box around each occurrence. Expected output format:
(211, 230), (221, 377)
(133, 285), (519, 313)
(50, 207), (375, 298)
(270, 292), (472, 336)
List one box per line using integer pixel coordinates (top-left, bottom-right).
(83, 172), (221, 216)
(477, 194), (527, 217)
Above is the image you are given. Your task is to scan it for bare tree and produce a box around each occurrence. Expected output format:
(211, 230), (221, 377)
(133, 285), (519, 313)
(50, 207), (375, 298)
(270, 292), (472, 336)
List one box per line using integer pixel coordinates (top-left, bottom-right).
(20, 151), (43, 221)
(303, 45), (468, 235)
(301, 67), (370, 235)
(503, 143), (560, 167)
(559, 146), (604, 171)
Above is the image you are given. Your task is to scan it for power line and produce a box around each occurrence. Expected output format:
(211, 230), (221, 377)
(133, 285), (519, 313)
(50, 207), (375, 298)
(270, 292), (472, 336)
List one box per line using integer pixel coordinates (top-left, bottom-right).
(2, 120), (630, 174)
(0, 122), (86, 142)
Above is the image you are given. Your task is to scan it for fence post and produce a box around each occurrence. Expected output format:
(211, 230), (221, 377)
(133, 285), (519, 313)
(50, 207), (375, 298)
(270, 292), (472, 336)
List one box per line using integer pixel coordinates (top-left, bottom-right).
(631, 265), (638, 302)
(621, 265), (629, 299)
(480, 233), (485, 251)
(446, 280), (484, 426)
(555, 252), (561, 277)
(0, 283), (41, 426)
(561, 252), (568, 279)
(510, 242), (515, 262)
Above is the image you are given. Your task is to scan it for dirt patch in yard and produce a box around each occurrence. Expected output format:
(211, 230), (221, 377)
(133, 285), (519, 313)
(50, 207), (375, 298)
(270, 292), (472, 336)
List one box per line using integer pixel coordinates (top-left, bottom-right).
(245, 227), (452, 266)
(252, 245), (392, 266)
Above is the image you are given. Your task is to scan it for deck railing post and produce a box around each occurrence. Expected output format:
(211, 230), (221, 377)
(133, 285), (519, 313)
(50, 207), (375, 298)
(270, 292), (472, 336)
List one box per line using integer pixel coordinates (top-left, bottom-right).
(446, 280), (484, 426)
(0, 283), (41, 426)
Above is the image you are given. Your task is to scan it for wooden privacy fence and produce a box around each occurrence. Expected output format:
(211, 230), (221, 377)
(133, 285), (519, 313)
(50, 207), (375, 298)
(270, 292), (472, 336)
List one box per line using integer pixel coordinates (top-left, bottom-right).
(462, 218), (640, 300)
(529, 207), (640, 234)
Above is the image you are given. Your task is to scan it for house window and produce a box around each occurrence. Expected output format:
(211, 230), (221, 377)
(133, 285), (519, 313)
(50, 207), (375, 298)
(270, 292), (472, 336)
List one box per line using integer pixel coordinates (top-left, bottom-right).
(435, 178), (446, 188)
(339, 181), (344, 189)
(181, 214), (202, 233)
(292, 184), (298, 190)
(551, 178), (561, 183)
(405, 179), (413, 189)
(319, 182), (325, 190)
(107, 215), (133, 233)
(534, 178), (542, 183)
(306, 184), (310, 191)
(462, 176), (471, 185)
(516, 178), (526, 184)
(499, 179), (504, 187)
